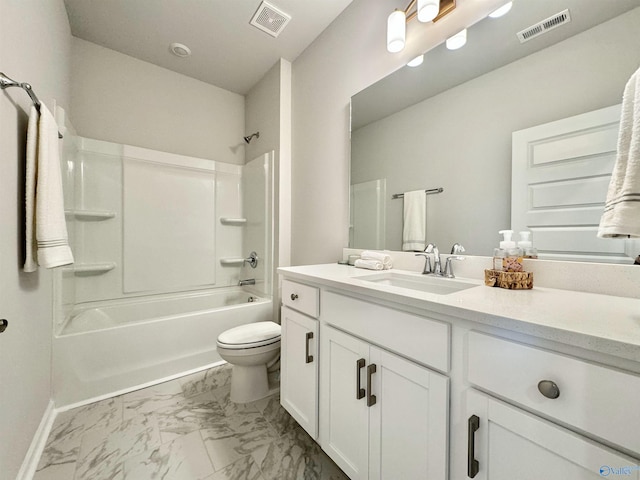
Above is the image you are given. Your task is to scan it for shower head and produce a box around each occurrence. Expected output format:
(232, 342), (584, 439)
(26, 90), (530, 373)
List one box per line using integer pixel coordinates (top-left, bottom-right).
(244, 132), (260, 144)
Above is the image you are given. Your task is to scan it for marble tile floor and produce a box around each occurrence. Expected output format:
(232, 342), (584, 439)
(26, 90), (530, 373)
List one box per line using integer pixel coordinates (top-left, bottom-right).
(34, 364), (348, 480)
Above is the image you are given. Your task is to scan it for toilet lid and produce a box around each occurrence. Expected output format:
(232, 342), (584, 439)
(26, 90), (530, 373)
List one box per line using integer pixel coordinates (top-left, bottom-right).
(217, 321), (281, 347)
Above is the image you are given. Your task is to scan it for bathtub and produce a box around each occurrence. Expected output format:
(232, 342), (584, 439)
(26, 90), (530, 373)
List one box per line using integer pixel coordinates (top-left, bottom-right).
(52, 288), (272, 407)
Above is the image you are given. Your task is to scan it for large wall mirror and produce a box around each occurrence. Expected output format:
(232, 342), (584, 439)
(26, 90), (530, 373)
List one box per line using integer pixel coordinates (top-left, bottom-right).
(350, 0), (640, 263)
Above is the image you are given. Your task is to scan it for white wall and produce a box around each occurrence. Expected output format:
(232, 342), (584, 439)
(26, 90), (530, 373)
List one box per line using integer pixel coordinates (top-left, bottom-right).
(0, 0), (71, 476)
(71, 37), (245, 164)
(290, 0), (506, 265)
(245, 59), (292, 316)
(352, 8), (640, 255)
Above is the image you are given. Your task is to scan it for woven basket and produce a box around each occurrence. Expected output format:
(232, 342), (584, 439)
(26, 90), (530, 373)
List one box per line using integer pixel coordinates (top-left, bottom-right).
(484, 269), (533, 290)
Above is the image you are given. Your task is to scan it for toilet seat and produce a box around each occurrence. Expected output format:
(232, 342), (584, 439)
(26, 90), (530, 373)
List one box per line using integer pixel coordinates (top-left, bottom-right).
(217, 321), (281, 350)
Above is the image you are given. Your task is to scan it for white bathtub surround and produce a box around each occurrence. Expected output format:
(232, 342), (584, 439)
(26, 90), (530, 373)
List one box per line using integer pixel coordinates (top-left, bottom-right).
(34, 364), (346, 480)
(53, 287), (272, 407)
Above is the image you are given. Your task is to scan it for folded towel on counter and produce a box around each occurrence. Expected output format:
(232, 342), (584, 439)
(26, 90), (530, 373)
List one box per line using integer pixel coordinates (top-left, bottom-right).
(354, 259), (384, 271)
(24, 104), (74, 272)
(402, 190), (426, 251)
(360, 250), (392, 269)
(598, 66), (640, 238)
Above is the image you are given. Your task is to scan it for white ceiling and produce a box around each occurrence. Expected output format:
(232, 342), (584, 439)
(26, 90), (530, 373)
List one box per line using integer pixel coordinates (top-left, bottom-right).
(63, 0), (354, 95)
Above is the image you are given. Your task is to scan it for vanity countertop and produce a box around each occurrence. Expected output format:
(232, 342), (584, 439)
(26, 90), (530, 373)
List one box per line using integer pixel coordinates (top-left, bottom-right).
(278, 264), (640, 363)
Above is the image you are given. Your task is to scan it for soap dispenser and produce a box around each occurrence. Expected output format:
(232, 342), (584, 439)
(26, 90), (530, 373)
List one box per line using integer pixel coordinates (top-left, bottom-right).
(493, 230), (514, 271)
(518, 231), (538, 259)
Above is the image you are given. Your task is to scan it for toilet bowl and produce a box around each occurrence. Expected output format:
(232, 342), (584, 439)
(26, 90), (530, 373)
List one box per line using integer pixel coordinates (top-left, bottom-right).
(216, 321), (281, 403)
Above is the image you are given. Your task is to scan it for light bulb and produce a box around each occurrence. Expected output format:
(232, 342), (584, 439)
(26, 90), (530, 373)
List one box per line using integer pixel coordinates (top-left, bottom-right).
(489, 2), (513, 18)
(417, 0), (439, 22)
(407, 55), (424, 67)
(446, 29), (467, 50)
(387, 10), (406, 53)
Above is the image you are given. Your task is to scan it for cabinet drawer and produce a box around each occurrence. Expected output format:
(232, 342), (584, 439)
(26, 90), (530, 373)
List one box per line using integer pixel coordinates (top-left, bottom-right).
(282, 279), (319, 318)
(322, 291), (449, 373)
(467, 331), (640, 455)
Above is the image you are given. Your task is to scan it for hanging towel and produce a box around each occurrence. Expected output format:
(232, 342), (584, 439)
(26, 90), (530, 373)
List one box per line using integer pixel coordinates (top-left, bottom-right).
(354, 259), (384, 271)
(598, 66), (640, 238)
(402, 190), (426, 251)
(360, 250), (392, 269)
(24, 104), (74, 272)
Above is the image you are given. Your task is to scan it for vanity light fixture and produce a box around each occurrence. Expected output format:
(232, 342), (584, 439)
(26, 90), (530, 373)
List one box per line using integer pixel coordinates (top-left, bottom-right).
(407, 55), (424, 67)
(446, 28), (467, 50)
(488, 1), (513, 19)
(386, 0), (456, 53)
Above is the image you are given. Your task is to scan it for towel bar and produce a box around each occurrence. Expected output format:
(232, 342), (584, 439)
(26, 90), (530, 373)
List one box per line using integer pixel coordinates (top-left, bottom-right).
(1, 72), (63, 139)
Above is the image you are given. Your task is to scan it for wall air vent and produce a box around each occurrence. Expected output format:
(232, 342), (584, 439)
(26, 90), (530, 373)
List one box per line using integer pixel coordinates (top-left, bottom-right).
(250, 1), (291, 38)
(517, 9), (571, 43)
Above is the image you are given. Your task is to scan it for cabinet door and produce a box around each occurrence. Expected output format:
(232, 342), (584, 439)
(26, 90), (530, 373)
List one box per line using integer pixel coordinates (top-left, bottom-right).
(369, 347), (449, 480)
(320, 325), (370, 480)
(281, 306), (319, 438)
(465, 389), (640, 480)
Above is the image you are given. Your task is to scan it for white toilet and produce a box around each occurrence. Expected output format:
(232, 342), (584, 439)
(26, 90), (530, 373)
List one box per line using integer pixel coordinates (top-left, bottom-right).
(216, 321), (281, 403)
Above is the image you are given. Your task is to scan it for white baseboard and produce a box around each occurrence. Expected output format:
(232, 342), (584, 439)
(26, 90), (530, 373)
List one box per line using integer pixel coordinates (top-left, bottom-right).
(16, 400), (57, 480)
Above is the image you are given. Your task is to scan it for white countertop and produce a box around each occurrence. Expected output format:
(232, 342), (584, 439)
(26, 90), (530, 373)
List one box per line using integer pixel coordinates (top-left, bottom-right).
(278, 263), (640, 363)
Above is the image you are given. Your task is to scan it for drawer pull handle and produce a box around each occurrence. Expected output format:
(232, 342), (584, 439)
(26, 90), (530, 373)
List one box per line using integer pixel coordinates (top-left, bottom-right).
(468, 415), (480, 478)
(305, 332), (314, 363)
(538, 380), (560, 399)
(367, 364), (377, 407)
(356, 358), (366, 400)
(290, 293), (298, 301)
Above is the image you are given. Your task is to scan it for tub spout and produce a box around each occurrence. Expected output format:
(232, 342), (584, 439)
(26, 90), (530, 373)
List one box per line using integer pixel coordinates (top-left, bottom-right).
(239, 278), (255, 286)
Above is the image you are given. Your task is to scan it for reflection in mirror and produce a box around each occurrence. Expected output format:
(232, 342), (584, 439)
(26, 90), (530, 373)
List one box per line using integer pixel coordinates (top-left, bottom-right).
(350, 0), (640, 263)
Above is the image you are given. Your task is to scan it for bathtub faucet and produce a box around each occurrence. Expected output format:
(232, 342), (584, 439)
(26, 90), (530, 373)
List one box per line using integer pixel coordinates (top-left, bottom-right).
(239, 278), (256, 286)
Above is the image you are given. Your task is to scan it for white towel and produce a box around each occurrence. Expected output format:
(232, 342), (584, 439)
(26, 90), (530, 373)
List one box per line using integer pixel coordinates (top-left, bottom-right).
(354, 259), (384, 271)
(402, 190), (426, 251)
(360, 250), (392, 270)
(24, 105), (74, 272)
(598, 67), (640, 238)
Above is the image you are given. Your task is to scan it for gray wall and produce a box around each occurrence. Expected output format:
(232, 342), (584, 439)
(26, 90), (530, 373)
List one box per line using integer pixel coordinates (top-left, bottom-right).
(290, 0), (506, 264)
(352, 8), (640, 255)
(0, 0), (71, 476)
(71, 37), (245, 164)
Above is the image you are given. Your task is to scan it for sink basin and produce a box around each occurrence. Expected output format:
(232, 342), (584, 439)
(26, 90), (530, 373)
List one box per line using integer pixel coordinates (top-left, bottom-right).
(357, 272), (477, 295)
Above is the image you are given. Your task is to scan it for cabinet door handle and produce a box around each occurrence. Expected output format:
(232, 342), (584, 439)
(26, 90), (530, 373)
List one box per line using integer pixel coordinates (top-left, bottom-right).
(367, 364), (377, 407)
(290, 293), (298, 301)
(356, 358), (366, 400)
(538, 380), (560, 399)
(0, 319), (8, 334)
(467, 415), (480, 478)
(305, 332), (314, 363)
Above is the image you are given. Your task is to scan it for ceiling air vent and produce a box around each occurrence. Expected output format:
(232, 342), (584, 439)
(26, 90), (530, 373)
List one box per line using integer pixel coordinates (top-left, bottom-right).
(250, 1), (291, 38)
(517, 9), (571, 43)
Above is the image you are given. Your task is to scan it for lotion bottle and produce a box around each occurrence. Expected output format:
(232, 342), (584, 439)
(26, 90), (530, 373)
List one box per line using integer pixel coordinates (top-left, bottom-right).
(518, 231), (538, 259)
(494, 230), (515, 271)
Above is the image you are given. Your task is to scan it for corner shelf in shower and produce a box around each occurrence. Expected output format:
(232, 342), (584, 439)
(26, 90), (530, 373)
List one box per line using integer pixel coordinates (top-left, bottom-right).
(63, 262), (117, 276)
(220, 217), (247, 226)
(65, 209), (116, 221)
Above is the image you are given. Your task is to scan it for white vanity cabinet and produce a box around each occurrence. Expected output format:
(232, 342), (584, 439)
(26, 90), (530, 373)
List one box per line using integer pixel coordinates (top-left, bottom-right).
(464, 331), (640, 479)
(280, 280), (319, 438)
(464, 389), (640, 480)
(319, 292), (449, 480)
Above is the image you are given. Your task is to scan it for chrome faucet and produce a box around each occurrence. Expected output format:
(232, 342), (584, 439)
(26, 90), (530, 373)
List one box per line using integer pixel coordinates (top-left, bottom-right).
(415, 243), (441, 275)
(443, 256), (465, 278)
(239, 278), (255, 286)
(425, 244), (441, 275)
(450, 243), (466, 255)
